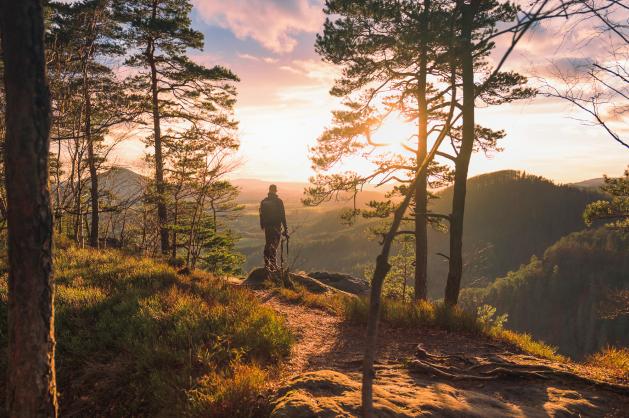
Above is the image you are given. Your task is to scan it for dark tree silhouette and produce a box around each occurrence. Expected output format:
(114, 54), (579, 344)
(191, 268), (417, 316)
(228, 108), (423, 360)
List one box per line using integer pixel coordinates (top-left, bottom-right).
(0, 0), (58, 415)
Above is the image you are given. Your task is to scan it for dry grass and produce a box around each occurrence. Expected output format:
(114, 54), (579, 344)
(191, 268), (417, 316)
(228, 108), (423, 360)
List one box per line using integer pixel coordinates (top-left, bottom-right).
(273, 284), (347, 314)
(586, 346), (629, 380)
(342, 296), (482, 334)
(489, 329), (566, 362)
(187, 362), (272, 418)
(341, 296), (572, 363)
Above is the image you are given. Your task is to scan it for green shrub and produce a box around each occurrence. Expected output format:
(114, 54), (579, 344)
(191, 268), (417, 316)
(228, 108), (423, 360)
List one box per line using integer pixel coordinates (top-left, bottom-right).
(476, 304), (508, 331)
(0, 247), (293, 417)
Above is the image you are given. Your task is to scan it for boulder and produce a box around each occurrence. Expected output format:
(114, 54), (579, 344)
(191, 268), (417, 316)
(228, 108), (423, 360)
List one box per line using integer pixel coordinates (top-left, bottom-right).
(270, 370), (362, 418)
(288, 272), (333, 294)
(243, 268), (357, 296)
(308, 272), (370, 295)
(271, 370), (525, 418)
(242, 267), (271, 289)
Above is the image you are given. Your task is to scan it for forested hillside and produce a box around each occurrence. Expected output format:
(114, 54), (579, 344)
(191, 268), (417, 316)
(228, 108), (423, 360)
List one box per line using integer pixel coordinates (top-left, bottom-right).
(427, 170), (604, 293)
(96, 169), (607, 303)
(460, 228), (629, 359)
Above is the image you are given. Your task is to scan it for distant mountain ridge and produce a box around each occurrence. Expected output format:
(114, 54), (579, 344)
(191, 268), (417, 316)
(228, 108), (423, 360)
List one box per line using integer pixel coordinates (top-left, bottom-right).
(236, 170), (605, 293)
(569, 177), (605, 190)
(95, 169), (391, 209)
(231, 178), (390, 208)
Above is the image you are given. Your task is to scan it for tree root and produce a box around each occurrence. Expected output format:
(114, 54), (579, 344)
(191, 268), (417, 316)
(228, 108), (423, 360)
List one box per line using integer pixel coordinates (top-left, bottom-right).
(409, 347), (629, 395)
(408, 359), (550, 381)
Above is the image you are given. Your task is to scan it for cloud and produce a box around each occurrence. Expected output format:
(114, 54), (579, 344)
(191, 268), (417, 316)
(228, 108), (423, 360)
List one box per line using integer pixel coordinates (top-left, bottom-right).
(279, 59), (339, 82)
(194, 0), (323, 53)
(279, 65), (302, 75)
(237, 53), (279, 64)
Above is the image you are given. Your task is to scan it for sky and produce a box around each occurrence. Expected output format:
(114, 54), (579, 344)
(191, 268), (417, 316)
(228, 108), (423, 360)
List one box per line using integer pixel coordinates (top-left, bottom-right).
(116, 0), (628, 184)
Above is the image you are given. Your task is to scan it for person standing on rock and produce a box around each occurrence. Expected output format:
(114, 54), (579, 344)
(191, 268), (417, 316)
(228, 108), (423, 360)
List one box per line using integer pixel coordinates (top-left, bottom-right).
(260, 184), (288, 271)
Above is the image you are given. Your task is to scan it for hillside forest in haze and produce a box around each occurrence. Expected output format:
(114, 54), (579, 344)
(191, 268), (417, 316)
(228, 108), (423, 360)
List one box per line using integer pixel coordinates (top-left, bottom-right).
(0, 0), (627, 417)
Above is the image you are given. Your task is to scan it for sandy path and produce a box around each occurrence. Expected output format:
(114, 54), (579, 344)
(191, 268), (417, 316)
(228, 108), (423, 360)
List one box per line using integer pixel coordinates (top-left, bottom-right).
(255, 290), (352, 377)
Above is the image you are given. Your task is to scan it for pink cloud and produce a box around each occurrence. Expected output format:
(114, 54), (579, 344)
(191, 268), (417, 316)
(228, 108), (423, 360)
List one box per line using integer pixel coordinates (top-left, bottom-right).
(237, 53), (279, 63)
(193, 0), (323, 53)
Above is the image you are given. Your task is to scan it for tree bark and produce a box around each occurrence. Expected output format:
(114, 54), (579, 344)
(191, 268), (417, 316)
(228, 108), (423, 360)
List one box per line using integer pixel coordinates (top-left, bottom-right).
(84, 62), (99, 248)
(150, 58), (168, 254)
(0, 0), (58, 415)
(444, 1), (477, 307)
(149, 0), (168, 255)
(413, 0), (431, 301)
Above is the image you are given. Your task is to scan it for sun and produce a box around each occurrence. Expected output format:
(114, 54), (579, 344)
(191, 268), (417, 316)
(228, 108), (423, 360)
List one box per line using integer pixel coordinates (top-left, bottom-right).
(370, 112), (417, 151)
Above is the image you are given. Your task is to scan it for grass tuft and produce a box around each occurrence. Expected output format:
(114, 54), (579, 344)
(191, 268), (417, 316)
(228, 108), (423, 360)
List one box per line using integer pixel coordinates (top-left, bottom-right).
(488, 329), (566, 362)
(587, 346), (629, 379)
(187, 362), (271, 418)
(342, 296), (482, 334)
(273, 284), (347, 314)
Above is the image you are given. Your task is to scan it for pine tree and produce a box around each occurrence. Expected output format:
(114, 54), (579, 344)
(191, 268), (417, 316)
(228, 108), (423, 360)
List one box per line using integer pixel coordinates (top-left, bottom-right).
(162, 121), (241, 269)
(584, 168), (629, 230)
(115, 0), (239, 255)
(310, 0), (456, 301)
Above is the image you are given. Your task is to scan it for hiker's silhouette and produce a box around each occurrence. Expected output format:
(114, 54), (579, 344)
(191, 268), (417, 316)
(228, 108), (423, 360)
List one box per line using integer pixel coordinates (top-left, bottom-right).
(259, 184), (288, 272)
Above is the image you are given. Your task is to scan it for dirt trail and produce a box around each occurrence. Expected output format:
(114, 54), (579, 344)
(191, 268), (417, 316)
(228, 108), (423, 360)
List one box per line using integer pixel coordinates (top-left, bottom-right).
(256, 290), (354, 377)
(257, 289), (629, 417)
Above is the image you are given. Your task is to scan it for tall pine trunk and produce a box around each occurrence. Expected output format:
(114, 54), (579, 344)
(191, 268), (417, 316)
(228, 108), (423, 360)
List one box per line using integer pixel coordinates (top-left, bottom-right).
(445, 1), (475, 306)
(147, 0), (168, 255)
(149, 50), (169, 255)
(1, 0), (58, 415)
(413, 0), (430, 301)
(84, 64), (99, 248)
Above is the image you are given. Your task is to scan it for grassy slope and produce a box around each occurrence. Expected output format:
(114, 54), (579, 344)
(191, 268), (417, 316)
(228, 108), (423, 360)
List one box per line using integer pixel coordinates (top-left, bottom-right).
(0, 247), (292, 417)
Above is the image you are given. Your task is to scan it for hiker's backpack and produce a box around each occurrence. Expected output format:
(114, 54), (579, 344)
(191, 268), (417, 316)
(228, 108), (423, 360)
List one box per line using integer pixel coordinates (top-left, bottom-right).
(260, 197), (282, 226)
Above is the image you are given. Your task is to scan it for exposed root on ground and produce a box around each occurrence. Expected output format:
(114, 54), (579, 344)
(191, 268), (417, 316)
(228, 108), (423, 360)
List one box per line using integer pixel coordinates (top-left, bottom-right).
(410, 344), (629, 395)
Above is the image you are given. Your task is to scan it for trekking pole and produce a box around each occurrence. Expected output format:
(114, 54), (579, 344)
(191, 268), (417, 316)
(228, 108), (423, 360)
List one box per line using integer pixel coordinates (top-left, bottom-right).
(285, 233), (290, 269)
(280, 235), (285, 272)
